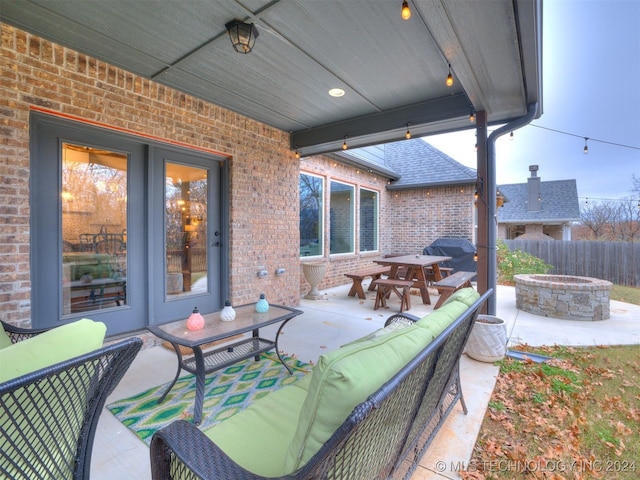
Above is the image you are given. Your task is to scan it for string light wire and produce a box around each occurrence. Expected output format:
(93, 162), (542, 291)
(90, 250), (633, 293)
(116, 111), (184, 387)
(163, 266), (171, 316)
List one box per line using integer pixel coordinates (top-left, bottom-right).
(530, 124), (640, 151)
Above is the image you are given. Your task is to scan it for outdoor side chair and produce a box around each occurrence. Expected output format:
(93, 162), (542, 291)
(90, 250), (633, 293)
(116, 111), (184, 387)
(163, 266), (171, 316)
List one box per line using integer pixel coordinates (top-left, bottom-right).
(0, 329), (142, 480)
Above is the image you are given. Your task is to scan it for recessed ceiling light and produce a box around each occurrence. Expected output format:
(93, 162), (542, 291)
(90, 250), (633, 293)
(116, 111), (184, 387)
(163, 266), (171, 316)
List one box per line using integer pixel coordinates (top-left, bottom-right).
(328, 88), (345, 97)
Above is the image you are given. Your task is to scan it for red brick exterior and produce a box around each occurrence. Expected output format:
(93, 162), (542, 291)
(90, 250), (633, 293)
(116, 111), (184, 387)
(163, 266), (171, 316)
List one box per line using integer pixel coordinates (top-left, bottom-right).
(0, 25), (299, 325)
(0, 25), (476, 328)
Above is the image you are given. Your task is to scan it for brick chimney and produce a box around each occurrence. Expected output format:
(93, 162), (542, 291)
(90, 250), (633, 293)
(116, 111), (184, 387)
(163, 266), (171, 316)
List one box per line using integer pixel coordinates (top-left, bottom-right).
(527, 165), (541, 211)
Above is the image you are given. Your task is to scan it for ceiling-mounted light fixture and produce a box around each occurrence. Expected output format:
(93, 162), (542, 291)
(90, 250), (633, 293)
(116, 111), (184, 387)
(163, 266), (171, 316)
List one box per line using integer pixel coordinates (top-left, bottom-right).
(469, 108), (476, 123)
(401, 0), (411, 20)
(225, 20), (259, 54)
(294, 146), (300, 159)
(405, 123), (411, 139)
(342, 136), (348, 150)
(583, 137), (589, 154)
(445, 63), (454, 87)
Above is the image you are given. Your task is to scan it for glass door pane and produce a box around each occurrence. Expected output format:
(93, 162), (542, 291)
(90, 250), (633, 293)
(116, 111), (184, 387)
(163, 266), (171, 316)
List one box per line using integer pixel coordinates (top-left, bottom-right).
(165, 163), (208, 299)
(61, 143), (128, 315)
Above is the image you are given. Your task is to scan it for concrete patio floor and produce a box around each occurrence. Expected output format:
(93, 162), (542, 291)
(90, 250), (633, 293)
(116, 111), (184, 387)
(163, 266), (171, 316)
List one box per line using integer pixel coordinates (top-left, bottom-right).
(91, 283), (640, 479)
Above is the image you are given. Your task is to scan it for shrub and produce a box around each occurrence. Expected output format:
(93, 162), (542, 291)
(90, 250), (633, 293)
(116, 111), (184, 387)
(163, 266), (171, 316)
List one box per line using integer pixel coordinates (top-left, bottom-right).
(497, 240), (553, 285)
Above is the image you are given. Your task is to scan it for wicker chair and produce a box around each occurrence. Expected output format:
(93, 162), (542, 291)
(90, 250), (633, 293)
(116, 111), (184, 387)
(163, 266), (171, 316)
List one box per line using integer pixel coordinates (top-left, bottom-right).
(0, 321), (142, 480)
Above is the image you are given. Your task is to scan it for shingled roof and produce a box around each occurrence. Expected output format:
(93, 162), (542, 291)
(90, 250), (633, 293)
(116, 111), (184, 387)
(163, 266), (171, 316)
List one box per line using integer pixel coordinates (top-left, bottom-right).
(332, 139), (476, 190)
(497, 179), (581, 223)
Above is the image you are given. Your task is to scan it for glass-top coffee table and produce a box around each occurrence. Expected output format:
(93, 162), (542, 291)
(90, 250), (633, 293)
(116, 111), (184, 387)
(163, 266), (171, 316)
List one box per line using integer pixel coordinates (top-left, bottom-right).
(147, 303), (303, 424)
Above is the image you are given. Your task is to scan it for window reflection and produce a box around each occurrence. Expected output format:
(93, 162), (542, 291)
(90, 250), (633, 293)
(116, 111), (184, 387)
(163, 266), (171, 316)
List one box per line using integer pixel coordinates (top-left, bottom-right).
(61, 143), (127, 315)
(165, 163), (208, 297)
(300, 173), (324, 257)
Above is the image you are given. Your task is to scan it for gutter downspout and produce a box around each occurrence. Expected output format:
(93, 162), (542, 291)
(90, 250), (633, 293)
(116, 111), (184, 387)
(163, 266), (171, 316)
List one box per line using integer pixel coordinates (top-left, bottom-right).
(486, 102), (539, 314)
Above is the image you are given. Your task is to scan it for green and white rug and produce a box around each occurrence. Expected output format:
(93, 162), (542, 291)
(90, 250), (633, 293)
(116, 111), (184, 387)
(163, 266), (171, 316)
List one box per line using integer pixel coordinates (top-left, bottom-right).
(107, 353), (310, 445)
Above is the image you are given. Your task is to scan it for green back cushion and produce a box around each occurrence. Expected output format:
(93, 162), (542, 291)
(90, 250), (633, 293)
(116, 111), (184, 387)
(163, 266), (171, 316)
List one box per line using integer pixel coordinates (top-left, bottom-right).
(442, 287), (480, 309)
(0, 318), (106, 382)
(0, 323), (12, 350)
(0, 319), (107, 478)
(206, 375), (311, 477)
(283, 322), (433, 472)
(415, 288), (480, 334)
(283, 288), (480, 473)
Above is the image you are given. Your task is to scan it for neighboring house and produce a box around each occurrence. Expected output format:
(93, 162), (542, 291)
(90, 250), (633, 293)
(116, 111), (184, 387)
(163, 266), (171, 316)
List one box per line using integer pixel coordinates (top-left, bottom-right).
(299, 139), (477, 290)
(497, 165), (580, 240)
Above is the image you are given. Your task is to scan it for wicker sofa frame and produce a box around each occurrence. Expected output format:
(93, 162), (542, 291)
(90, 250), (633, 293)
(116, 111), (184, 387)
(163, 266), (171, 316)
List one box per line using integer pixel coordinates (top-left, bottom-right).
(150, 289), (491, 480)
(0, 320), (142, 480)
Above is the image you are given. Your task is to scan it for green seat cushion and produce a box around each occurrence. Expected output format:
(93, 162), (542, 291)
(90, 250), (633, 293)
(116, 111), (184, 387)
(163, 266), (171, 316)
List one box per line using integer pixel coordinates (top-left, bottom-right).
(283, 322), (433, 473)
(0, 323), (11, 350)
(0, 318), (106, 382)
(205, 374), (311, 477)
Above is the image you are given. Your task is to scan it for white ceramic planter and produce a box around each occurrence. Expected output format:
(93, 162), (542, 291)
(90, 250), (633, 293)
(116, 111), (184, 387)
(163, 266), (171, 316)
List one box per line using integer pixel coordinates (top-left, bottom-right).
(302, 263), (326, 300)
(466, 315), (507, 363)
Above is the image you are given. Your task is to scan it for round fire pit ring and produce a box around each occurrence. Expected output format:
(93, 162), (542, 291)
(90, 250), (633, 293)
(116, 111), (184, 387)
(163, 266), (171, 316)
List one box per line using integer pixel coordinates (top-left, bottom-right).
(514, 274), (612, 321)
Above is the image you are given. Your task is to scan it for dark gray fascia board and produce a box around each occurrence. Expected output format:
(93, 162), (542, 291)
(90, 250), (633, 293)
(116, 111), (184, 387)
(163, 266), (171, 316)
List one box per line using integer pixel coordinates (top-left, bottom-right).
(325, 152), (399, 180)
(387, 179), (477, 191)
(499, 218), (581, 224)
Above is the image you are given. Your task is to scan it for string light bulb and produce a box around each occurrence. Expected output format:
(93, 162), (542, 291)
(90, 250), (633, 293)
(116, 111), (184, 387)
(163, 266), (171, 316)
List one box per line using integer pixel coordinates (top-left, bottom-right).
(405, 123), (411, 139)
(583, 137), (589, 154)
(469, 108), (476, 123)
(445, 63), (454, 87)
(509, 131), (514, 140)
(295, 149), (300, 159)
(401, 0), (411, 20)
(342, 136), (348, 150)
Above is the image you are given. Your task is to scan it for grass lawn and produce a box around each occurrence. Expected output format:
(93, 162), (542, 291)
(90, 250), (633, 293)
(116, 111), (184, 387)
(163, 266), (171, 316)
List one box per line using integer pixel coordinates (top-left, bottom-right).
(463, 344), (640, 479)
(610, 285), (640, 306)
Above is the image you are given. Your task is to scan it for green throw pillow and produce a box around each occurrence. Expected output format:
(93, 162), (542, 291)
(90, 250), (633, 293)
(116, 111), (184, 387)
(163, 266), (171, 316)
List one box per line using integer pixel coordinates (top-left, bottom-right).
(0, 318), (106, 383)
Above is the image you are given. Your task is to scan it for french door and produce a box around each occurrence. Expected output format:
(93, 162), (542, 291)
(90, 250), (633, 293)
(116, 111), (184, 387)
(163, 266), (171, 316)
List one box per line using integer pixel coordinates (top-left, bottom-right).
(148, 147), (224, 324)
(31, 113), (226, 335)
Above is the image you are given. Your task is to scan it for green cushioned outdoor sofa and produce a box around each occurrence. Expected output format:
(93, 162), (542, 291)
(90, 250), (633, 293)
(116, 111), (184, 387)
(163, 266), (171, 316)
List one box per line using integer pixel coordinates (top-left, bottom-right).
(0, 319), (141, 480)
(151, 287), (492, 480)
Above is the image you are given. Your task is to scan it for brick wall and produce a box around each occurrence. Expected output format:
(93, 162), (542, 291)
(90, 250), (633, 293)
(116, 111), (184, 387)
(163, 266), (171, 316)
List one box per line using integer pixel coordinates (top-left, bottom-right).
(299, 156), (390, 292)
(386, 186), (476, 254)
(0, 24), (299, 325)
(299, 156), (476, 292)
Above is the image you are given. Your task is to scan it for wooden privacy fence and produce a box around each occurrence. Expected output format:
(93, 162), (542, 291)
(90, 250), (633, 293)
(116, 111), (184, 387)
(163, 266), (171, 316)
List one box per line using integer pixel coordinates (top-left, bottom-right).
(504, 240), (639, 287)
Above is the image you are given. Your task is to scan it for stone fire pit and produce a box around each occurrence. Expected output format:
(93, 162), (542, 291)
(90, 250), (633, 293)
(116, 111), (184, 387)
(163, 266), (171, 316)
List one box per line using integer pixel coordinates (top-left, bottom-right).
(515, 274), (612, 321)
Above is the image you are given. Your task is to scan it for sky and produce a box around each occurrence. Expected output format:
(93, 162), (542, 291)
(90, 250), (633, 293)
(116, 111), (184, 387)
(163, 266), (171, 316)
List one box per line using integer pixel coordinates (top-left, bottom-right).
(425, 0), (640, 204)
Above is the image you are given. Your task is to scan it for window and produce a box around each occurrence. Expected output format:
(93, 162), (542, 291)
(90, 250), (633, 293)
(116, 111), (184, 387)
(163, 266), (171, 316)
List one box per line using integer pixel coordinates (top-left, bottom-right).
(330, 181), (354, 254)
(299, 173), (379, 256)
(359, 188), (378, 252)
(299, 173), (323, 257)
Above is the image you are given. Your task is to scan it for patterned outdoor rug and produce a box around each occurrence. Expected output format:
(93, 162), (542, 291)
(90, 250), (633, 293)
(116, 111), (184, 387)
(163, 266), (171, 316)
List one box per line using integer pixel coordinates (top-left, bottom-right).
(107, 353), (310, 445)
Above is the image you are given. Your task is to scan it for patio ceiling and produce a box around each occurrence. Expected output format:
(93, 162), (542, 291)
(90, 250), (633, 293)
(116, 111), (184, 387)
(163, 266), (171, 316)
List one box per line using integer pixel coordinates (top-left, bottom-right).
(1, 0), (542, 156)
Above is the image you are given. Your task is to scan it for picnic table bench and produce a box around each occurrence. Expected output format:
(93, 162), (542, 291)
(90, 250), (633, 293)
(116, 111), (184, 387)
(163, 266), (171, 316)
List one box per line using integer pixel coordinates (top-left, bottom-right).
(433, 271), (477, 309)
(344, 266), (390, 299)
(372, 278), (415, 312)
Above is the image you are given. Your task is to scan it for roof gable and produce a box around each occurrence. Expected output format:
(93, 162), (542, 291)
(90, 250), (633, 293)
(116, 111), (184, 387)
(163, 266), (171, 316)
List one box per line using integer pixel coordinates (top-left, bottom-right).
(498, 179), (581, 223)
(335, 139), (477, 190)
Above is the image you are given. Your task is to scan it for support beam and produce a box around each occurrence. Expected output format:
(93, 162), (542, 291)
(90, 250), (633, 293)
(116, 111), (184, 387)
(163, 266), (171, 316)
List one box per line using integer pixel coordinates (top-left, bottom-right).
(291, 93), (470, 155)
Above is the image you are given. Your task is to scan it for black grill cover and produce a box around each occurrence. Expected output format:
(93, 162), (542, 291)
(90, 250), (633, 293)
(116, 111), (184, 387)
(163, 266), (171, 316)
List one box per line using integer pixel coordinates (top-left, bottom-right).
(423, 238), (477, 273)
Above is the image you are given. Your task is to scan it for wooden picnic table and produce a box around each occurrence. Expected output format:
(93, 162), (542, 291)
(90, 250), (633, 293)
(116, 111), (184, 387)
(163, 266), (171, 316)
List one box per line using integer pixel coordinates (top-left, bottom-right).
(374, 255), (452, 305)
